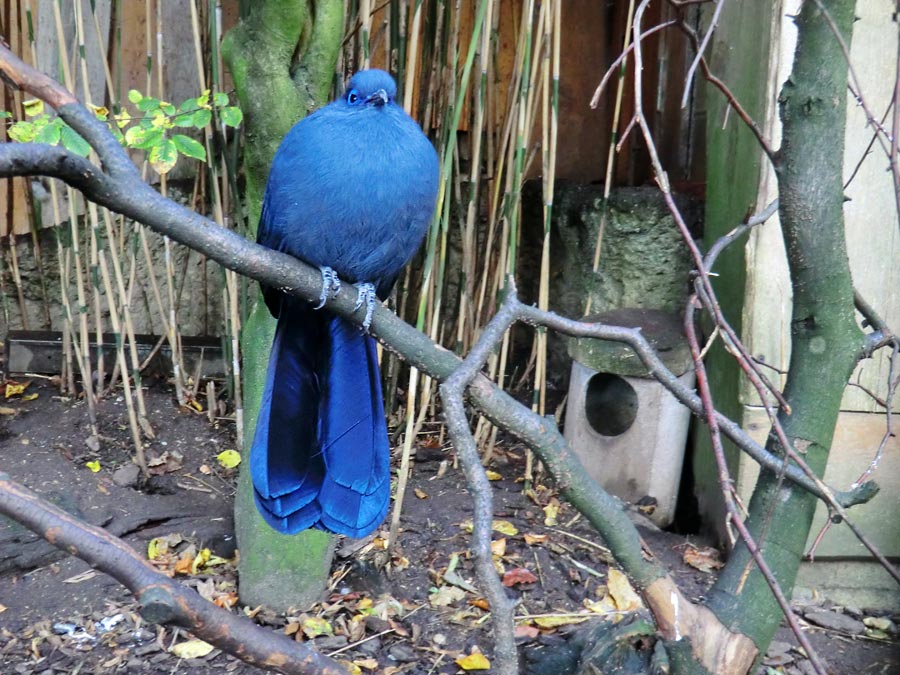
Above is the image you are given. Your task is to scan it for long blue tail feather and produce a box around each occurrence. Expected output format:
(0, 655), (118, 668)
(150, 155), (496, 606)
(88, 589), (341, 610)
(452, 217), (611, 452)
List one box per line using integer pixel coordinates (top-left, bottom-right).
(250, 302), (390, 537)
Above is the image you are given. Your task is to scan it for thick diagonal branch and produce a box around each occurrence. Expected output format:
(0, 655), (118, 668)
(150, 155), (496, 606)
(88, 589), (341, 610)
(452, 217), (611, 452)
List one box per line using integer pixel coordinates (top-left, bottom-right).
(0, 473), (348, 675)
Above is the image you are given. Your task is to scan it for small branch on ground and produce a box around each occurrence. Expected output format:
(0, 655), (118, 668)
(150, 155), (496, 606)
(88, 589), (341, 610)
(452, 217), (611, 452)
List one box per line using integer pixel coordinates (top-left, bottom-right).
(0, 472), (349, 675)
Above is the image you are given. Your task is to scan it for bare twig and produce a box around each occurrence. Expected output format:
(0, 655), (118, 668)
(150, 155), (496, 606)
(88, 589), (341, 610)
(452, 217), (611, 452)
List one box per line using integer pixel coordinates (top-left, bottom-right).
(439, 282), (521, 675)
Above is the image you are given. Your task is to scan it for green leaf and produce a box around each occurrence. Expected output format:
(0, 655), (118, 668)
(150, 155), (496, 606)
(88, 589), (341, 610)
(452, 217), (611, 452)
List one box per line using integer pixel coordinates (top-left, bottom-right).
(213, 92), (229, 107)
(196, 90), (210, 108)
(172, 134), (206, 162)
(0, 111), (12, 119)
(60, 125), (92, 157)
(192, 108), (212, 128)
(149, 137), (177, 174)
(127, 89), (143, 104)
(8, 121), (36, 143)
(160, 102), (176, 116)
(173, 112), (196, 127)
(125, 125), (164, 150)
(220, 106), (243, 128)
(35, 122), (61, 145)
(136, 96), (161, 112)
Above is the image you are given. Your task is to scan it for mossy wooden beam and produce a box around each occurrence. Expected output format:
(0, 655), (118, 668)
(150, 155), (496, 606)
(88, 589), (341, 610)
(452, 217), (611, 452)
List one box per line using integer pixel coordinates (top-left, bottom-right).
(706, 0), (865, 653)
(222, 0), (344, 612)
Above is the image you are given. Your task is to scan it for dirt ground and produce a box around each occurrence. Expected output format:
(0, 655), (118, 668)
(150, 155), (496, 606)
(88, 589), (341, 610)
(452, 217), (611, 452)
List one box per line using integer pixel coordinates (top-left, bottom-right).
(0, 379), (897, 674)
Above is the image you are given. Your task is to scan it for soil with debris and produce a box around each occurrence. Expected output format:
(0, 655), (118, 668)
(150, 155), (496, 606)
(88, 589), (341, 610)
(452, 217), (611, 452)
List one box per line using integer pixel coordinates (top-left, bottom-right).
(0, 380), (898, 674)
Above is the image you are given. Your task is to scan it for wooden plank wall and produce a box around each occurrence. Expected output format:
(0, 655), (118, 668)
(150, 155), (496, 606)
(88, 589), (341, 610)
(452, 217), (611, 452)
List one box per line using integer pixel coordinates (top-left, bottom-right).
(1, 0), (239, 237)
(746, 0), (898, 410)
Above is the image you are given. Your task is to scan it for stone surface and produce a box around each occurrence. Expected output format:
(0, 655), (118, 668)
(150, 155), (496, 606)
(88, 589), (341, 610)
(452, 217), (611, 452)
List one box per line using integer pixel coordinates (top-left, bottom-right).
(112, 463), (141, 488)
(802, 609), (866, 635)
(569, 307), (693, 377)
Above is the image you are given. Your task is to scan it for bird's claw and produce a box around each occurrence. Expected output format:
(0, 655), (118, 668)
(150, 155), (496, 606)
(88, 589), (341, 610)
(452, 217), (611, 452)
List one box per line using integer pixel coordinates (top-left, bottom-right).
(354, 282), (378, 331)
(314, 266), (341, 309)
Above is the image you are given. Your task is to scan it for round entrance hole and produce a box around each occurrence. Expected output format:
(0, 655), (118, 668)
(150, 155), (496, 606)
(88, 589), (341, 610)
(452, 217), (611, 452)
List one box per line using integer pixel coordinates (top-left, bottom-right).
(584, 372), (638, 436)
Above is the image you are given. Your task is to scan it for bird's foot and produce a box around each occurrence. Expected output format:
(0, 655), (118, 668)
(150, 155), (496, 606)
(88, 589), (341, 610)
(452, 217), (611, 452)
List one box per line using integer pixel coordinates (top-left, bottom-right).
(354, 282), (378, 331)
(314, 266), (342, 309)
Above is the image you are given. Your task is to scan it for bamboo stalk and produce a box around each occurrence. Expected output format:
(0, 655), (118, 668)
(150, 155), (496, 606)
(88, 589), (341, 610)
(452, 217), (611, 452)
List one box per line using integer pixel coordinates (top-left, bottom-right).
(585, 0), (636, 317)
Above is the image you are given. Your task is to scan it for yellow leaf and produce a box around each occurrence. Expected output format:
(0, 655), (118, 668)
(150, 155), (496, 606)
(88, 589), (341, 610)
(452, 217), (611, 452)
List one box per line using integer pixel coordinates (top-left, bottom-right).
(216, 449), (241, 469)
(169, 638), (214, 659)
(584, 595), (617, 616)
(485, 470), (502, 480)
(543, 501), (559, 526)
(89, 104), (109, 117)
(533, 615), (590, 628)
(85, 460), (101, 473)
(5, 382), (26, 398)
(21, 393), (38, 402)
(191, 548), (211, 575)
(455, 652), (491, 670)
(460, 519), (519, 536)
(147, 538), (167, 560)
(115, 110), (132, 128)
(336, 660), (362, 675)
(492, 520), (519, 536)
(491, 538), (507, 557)
(301, 616), (333, 639)
(608, 569), (643, 612)
(22, 99), (43, 117)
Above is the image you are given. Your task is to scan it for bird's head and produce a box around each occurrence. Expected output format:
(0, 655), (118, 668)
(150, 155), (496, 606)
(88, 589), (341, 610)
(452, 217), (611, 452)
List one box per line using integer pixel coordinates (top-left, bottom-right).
(343, 69), (398, 109)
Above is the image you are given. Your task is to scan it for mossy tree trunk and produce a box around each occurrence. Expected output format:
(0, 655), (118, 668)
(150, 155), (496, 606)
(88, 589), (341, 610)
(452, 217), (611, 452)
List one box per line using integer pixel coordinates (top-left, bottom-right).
(701, 0), (865, 665)
(222, 0), (343, 611)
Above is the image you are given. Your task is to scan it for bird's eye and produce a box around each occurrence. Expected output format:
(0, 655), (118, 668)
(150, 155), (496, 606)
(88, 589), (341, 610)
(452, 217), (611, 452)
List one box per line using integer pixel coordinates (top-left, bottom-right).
(347, 90), (360, 105)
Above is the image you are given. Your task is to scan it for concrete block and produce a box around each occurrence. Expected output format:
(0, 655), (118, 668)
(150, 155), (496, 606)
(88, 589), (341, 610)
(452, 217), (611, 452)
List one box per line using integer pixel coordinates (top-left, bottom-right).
(564, 359), (695, 527)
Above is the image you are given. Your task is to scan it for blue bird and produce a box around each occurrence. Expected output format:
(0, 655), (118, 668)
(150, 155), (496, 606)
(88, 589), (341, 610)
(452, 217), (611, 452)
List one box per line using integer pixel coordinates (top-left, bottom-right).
(251, 69), (440, 538)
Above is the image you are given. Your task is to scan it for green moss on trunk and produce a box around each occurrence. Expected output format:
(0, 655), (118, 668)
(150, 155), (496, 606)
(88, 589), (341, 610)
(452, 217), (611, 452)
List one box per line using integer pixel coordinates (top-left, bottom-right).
(223, 0), (343, 611)
(705, 0), (865, 652)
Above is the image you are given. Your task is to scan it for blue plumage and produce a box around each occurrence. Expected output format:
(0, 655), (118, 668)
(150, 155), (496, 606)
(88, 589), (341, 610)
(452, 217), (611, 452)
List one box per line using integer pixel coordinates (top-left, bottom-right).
(251, 69), (439, 538)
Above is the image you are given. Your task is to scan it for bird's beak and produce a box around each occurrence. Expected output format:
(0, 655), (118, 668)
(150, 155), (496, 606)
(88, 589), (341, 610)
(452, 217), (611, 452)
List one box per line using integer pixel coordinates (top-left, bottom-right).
(366, 89), (389, 107)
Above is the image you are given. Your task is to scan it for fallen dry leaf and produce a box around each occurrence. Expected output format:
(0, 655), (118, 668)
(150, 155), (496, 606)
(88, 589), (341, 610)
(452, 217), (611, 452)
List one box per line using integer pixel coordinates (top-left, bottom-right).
(524, 532), (548, 545)
(543, 500), (560, 526)
(169, 638), (214, 659)
(608, 569), (643, 611)
(301, 616), (333, 639)
(682, 546), (724, 573)
(414, 488), (429, 499)
(456, 652), (491, 670)
(216, 449), (241, 469)
(514, 624), (540, 639)
(491, 538), (507, 557)
(429, 585), (466, 607)
(533, 614), (590, 628)
(5, 381), (28, 398)
(502, 567), (538, 587)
